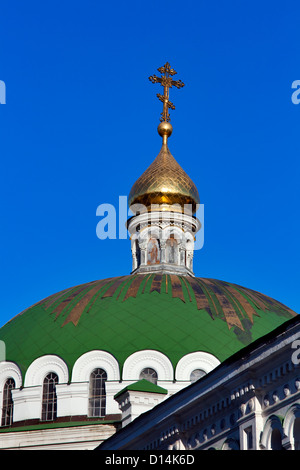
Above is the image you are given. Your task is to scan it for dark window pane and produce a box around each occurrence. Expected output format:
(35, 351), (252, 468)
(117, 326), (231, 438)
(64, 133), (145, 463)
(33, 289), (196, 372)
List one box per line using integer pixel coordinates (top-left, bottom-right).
(88, 368), (107, 418)
(41, 373), (58, 421)
(1, 378), (15, 426)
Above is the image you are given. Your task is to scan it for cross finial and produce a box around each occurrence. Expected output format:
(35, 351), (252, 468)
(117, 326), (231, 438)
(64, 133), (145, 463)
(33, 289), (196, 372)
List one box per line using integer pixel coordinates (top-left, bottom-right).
(149, 62), (185, 123)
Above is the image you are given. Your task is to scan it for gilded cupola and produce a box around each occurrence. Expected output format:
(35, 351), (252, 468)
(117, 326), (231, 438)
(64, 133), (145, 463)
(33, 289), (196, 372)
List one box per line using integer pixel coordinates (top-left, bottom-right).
(128, 63), (200, 214)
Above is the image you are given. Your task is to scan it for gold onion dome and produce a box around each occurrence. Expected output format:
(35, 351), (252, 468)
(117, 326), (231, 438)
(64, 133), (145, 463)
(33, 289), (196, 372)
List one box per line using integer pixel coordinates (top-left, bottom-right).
(128, 63), (200, 213)
(128, 127), (200, 212)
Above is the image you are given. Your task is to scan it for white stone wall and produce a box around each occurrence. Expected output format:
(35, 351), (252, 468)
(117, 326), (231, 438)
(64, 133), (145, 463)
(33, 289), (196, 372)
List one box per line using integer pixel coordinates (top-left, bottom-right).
(0, 423), (116, 450)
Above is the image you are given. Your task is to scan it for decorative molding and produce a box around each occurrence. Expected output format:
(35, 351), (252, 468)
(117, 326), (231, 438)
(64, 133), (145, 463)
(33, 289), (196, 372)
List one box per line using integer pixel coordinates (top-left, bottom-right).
(128, 209), (200, 276)
(122, 350), (174, 381)
(0, 362), (22, 390)
(24, 355), (69, 387)
(71, 350), (120, 383)
(175, 351), (220, 381)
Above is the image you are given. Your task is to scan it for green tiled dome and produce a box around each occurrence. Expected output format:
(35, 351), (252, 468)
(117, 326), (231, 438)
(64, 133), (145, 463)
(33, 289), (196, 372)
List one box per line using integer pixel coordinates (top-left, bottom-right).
(0, 274), (297, 380)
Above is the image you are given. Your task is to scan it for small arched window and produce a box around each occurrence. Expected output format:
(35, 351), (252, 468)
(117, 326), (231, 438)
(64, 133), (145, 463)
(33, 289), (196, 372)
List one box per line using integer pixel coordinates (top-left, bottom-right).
(41, 372), (58, 421)
(190, 369), (206, 383)
(1, 378), (15, 426)
(88, 368), (107, 418)
(139, 368), (158, 385)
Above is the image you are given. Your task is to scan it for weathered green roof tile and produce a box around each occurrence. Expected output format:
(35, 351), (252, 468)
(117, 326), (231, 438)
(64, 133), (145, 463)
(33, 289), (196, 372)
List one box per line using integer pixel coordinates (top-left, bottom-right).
(114, 379), (168, 399)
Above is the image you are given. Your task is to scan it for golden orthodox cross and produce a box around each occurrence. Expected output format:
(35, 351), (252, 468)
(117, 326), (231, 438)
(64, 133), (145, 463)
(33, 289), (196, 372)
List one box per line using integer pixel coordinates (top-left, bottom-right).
(149, 62), (185, 122)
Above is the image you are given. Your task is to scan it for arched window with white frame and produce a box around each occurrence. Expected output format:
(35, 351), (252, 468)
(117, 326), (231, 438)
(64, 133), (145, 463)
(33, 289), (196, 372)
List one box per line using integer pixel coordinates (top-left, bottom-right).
(41, 372), (58, 421)
(1, 378), (15, 426)
(88, 368), (107, 418)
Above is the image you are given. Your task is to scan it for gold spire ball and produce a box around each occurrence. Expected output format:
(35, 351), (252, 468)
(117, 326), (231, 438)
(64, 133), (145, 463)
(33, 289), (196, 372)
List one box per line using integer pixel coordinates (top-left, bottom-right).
(128, 62), (200, 213)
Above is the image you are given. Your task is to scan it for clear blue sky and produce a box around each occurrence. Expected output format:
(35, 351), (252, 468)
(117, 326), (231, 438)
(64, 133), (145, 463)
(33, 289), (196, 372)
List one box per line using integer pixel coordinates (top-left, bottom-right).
(0, 0), (299, 328)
